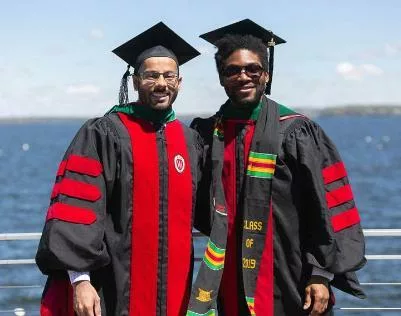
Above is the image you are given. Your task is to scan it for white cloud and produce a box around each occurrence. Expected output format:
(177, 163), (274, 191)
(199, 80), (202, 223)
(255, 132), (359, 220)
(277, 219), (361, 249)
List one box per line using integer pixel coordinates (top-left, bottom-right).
(336, 62), (354, 74)
(361, 64), (384, 76)
(66, 84), (100, 95)
(89, 28), (104, 39)
(336, 62), (383, 80)
(336, 62), (362, 80)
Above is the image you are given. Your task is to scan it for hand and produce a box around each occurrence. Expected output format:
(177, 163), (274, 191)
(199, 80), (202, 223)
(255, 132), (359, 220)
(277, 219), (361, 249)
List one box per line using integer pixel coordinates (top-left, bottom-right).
(72, 280), (101, 316)
(303, 283), (329, 315)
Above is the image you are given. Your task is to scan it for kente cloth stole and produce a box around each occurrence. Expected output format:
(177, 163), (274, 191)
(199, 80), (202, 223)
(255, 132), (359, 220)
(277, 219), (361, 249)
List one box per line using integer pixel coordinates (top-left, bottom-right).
(187, 98), (280, 316)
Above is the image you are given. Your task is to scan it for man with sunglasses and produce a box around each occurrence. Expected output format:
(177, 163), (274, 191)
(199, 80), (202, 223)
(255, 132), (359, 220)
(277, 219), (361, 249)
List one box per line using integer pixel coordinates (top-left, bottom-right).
(36, 22), (204, 316)
(189, 19), (366, 316)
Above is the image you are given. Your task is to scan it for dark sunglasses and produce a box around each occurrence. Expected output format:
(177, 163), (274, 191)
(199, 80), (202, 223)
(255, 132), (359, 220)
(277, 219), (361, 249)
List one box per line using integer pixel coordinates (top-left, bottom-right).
(222, 63), (265, 79)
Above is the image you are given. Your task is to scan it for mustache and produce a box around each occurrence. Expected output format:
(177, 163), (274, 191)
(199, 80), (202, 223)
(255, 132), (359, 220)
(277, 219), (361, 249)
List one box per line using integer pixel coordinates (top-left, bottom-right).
(233, 84), (256, 89)
(153, 87), (169, 93)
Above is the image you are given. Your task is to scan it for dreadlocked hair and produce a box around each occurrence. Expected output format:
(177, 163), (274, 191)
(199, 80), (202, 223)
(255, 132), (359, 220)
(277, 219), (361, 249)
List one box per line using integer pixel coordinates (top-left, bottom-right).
(214, 34), (269, 75)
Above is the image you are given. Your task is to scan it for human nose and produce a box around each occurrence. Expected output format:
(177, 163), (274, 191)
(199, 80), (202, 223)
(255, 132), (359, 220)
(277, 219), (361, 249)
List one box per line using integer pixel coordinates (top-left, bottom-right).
(238, 69), (251, 80)
(154, 74), (168, 87)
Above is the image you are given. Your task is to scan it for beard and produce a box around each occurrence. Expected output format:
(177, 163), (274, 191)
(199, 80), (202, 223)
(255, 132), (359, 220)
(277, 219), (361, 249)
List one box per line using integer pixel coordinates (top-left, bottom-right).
(138, 86), (179, 110)
(225, 84), (265, 108)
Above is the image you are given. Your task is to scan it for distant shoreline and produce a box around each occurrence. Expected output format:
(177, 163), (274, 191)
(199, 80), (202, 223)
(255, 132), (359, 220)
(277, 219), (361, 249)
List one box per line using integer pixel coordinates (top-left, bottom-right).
(0, 117), (88, 124)
(1, 105), (400, 123)
(316, 105), (401, 116)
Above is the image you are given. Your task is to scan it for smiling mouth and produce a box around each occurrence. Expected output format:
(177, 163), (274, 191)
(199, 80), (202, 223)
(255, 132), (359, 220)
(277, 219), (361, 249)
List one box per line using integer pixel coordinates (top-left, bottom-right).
(152, 92), (168, 97)
(151, 93), (169, 102)
(237, 86), (255, 92)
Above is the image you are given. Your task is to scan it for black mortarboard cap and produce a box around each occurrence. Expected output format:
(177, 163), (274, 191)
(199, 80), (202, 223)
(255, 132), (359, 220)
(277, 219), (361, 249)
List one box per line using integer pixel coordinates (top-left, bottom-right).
(199, 19), (286, 47)
(113, 22), (200, 71)
(113, 22), (200, 105)
(200, 19), (286, 95)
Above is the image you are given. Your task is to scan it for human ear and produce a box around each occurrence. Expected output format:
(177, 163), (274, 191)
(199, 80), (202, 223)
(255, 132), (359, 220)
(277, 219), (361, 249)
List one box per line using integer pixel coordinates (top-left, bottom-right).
(133, 76), (139, 91)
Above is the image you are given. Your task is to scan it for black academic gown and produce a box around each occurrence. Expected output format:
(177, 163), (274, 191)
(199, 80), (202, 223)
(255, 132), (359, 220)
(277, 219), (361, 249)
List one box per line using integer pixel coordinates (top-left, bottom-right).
(36, 112), (204, 316)
(192, 99), (366, 315)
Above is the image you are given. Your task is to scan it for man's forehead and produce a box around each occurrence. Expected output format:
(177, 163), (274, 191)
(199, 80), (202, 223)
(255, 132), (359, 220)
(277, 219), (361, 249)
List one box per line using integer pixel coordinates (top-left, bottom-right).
(224, 49), (263, 65)
(140, 57), (179, 70)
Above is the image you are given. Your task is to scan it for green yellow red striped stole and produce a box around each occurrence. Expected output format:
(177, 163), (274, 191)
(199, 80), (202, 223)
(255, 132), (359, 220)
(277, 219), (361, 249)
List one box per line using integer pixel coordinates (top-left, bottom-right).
(203, 240), (225, 271)
(246, 151), (277, 179)
(213, 120), (224, 139)
(246, 297), (256, 315)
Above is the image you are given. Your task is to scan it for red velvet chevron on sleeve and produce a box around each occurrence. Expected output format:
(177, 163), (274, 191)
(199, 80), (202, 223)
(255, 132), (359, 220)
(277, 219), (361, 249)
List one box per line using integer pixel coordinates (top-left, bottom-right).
(331, 208), (360, 232)
(322, 162), (347, 185)
(47, 154), (103, 223)
(65, 155), (103, 177)
(322, 162), (361, 232)
(46, 202), (97, 224)
(51, 178), (101, 202)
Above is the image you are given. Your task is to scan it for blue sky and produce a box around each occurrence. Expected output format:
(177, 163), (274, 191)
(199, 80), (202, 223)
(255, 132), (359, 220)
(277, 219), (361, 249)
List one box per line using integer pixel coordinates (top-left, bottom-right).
(0, 0), (400, 117)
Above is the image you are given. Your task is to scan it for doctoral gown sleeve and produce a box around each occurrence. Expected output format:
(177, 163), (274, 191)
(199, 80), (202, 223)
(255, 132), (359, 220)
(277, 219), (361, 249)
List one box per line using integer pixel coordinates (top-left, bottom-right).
(36, 117), (119, 274)
(284, 119), (366, 283)
(190, 125), (206, 192)
(191, 117), (214, 236)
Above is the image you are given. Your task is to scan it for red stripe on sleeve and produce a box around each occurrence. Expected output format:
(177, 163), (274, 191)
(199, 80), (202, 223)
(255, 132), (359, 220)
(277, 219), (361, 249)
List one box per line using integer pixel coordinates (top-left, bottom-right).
(65, 155), (103, 177)
(46, 202), (97, 224)
(56, 178), (101, 202)
(326, 184), (354, 208)
(331, 208), (360, 232)
(322, 162), (347, 185)
(166, 121), (193, 316)
(57, 161), (67, 177)
(50, 183), (60, 199)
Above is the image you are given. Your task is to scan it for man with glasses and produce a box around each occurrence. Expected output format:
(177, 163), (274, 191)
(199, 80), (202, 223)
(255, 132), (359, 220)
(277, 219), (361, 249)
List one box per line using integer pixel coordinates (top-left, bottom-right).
(188, 19), (366, 316)
(36, 22), (203, 316)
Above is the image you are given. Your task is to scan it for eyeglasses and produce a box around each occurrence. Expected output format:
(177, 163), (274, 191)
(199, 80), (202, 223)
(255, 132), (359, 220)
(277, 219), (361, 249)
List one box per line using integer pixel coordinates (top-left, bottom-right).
(222, 63), (265, 79)
(139, 71), (179, 85)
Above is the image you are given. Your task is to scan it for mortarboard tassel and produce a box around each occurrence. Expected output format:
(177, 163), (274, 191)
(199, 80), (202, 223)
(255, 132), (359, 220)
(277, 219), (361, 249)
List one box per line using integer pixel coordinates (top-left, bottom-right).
(118, 65), (131, 105)
(265, 37), (275, 95)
